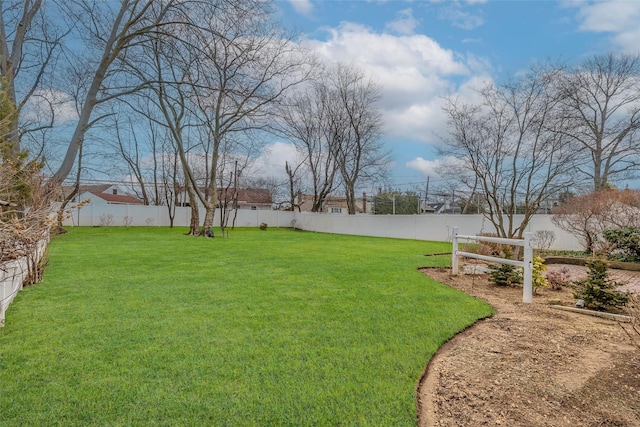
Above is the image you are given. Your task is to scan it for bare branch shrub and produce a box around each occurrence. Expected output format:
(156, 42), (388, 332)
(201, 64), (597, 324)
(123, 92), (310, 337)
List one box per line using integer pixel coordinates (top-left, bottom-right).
(533, 230), (556, 254)
(123, 216), (133, 227)
(0, 159), (55, 284)
(56, 198), (91, 227)
(476, 233), (503, 256)
(99, 214), (114, 226)
(552, 189), (640, 254)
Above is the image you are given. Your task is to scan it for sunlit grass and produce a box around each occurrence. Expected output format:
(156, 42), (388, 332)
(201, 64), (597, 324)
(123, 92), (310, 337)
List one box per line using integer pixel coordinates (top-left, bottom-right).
(0, 227), (492, 426)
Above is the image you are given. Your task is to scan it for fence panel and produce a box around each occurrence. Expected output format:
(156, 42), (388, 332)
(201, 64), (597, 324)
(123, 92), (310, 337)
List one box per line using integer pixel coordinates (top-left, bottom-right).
(451, 227), (533, 303)
(62, 204), (582, 250)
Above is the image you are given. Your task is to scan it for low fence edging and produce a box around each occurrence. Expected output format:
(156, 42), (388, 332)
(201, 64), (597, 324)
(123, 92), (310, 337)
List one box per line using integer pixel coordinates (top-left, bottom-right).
(0, 234), (50, 327)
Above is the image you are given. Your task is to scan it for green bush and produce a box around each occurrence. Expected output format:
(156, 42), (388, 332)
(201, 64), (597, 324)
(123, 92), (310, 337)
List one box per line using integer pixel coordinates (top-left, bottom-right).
(573, 259), (629, 310)
(487, 246), (522, 287)
(488, 263), (523, 287)
(532, 256), (549, 293)
(602, 226), (640, 262)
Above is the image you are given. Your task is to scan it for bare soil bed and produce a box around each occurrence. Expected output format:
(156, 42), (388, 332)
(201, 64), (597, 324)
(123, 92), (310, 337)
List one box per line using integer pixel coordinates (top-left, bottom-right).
(418, 267), (640, 427)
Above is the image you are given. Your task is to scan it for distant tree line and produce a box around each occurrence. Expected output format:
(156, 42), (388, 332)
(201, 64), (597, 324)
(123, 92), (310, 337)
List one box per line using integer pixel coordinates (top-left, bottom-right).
(439, 53), (640, 238)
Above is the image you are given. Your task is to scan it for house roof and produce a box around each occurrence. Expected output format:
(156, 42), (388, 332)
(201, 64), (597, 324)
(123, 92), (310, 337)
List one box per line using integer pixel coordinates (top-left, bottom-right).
(62, 184), (112, 198)
(179, 187), (273, 205)
(235, 188), (272, 204)
(88, 191), (144, 205)
(430, 203), (461, 214)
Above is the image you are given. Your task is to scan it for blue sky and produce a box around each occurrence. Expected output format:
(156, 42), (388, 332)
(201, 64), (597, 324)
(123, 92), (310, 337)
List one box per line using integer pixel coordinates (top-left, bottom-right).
(247, 0), (640, 193)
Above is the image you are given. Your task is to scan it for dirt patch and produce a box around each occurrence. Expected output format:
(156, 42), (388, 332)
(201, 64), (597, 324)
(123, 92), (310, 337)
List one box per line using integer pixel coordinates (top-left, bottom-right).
(418, 267), (640, 427)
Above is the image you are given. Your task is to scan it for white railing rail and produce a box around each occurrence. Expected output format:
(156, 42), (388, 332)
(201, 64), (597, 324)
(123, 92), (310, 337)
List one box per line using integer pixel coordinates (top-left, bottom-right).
(451, 226), (533, 303)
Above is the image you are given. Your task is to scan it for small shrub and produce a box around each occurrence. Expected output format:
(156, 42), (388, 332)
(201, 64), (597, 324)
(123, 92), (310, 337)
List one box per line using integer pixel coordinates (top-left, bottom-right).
(487, 245), (523, 287)
(145, 217), (154, 226)
(99, 214), (114, 226)
(123, 216), (133, 227)
(546, 266), (571, 290)
(602, 226), (640, 262)
(532, 256), (549, 293)
(259, 222), (268, 230)
(533, 230), (556, 254)
(488, 263), (523, 287)
(572, 259), (629, 310)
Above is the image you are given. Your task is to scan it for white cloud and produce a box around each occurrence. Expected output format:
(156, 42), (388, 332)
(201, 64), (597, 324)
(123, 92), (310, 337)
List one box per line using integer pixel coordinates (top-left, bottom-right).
(406, 157), (443, 177)
(573, 0), (640, 53)
(22, 88), (78, 125)
(385, 8), (419, 35)
(306, 22), (492, 143)
(438, 5), (484, 30)
(288, 0), (313, 16)
(406, 155), (465, 178)
(246, 141), (300, 181)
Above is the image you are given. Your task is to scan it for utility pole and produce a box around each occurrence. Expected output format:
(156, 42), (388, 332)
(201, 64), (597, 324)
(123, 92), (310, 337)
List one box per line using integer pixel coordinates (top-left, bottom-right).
(425, 177), (429, 214)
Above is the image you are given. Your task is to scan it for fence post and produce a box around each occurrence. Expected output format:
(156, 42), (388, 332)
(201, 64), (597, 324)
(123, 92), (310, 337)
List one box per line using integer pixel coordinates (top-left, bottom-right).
(523, 232), (533, 304)
(451, 227), (459, 275)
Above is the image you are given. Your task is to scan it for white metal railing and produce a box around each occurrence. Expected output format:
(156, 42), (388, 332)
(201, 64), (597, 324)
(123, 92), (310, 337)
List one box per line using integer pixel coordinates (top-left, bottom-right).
(451, 226), (533, 303)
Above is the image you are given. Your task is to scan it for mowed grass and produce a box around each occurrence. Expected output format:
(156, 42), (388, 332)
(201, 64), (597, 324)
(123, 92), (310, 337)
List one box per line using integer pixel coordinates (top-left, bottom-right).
(0, 227), (492, 426)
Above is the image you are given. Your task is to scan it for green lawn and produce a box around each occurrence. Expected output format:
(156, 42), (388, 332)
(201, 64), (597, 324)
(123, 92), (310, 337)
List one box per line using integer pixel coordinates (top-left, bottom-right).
(0, 227), (493, 426)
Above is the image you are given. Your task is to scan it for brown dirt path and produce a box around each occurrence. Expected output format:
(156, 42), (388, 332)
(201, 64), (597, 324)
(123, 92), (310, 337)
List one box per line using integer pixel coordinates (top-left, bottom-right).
(418, 267), (640, 427)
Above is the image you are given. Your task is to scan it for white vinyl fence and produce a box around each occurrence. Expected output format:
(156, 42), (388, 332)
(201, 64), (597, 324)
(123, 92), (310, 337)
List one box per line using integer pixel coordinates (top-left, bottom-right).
(62, 203), (583, 251)
(62, 203), (296, 229)
(291, 212), (582, 251)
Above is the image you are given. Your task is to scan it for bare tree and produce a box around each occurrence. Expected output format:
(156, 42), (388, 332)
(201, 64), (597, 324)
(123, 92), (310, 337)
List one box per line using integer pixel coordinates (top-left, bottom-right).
(188, 3), (312, 234)
(552, 189), (640, 253)
(158, 132), (180, 228)
(326, 63), (387, 214)
(134, 0), (311, 235)
(284, 160), (303, 211)
(558, 53), (640, 191)
(150, 47), (202, 235)
(276, 86), (338, 212)
(48, 0), (180, 185)
(0, 0), (64, 157)
(441, 64), (574, 238)
(275, 64), (387, 214)
(112, 115), (151, 204)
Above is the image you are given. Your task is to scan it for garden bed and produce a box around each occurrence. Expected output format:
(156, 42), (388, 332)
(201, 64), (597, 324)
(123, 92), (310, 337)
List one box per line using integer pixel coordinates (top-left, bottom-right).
(419, 267), (640, 427)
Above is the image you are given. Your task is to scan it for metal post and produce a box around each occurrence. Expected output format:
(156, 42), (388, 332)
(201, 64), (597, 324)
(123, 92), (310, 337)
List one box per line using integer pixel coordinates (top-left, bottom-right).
(451, 227), (459, 275)
(523, 232), (533, 303)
